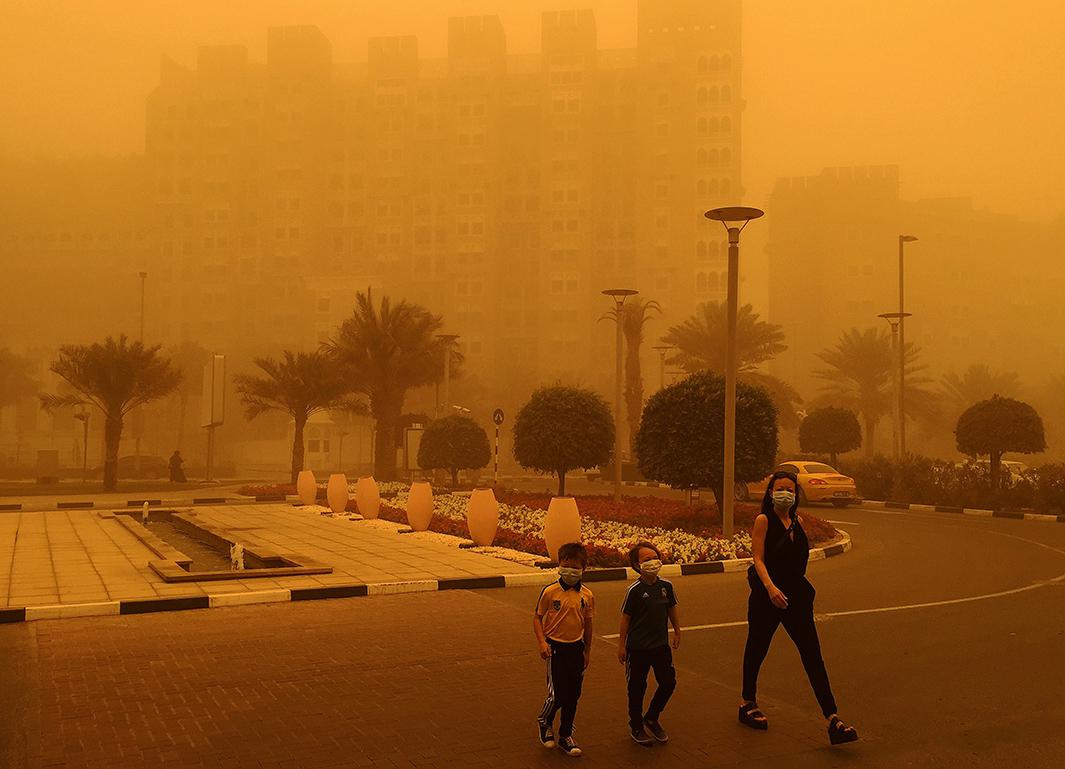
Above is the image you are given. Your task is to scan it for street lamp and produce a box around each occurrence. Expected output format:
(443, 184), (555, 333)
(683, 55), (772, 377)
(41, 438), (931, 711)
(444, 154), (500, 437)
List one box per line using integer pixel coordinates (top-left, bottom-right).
(652, 345), (674, 391)
(436, 334), (459, 419)
(898, 236), (917, 455)
(73, 405), (90, 483)
(603, 288), (638, 503)
(878, 312), (912, 461)
(138, 271), (148, 342)
(705, 206), (764, 537)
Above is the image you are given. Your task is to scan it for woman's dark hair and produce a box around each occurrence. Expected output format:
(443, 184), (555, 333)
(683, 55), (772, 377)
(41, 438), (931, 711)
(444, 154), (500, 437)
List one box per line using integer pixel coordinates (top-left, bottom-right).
(628, 541), (662, 573)
(557, 542), (588, 567)
(761, 470), (800, 518)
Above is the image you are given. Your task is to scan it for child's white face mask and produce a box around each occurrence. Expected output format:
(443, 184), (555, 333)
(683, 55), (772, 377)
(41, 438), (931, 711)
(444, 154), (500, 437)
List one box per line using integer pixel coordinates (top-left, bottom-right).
(558, 567), (583, 585)
(640, 559), (662, 576)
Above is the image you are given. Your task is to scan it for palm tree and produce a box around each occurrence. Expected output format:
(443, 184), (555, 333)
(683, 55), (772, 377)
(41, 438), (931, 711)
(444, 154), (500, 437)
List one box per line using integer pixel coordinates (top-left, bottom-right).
(166, 341), (211, 451)
(662, 301), (802, 428)
(0, 348), (38, 432)
(325, 290), (456, 481)
(814, 327), (935, 456)
(602, 298), (661, 453)
(234, 351), (362, 484)
(236, 351), (362, 481)
(941, 364), (1021, 412)
(40, 336), (181, 490)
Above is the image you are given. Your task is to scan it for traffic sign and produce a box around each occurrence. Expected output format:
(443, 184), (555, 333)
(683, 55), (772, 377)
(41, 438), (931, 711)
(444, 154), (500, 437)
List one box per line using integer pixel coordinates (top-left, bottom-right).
(492, 408), (505, 426)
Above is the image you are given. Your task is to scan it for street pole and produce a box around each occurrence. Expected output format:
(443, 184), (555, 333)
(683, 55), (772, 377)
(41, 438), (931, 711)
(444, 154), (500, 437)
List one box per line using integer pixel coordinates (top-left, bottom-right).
(705, 207), (764, 538)
(494, 425), (499, 485)
(652, 345), (673, 391)
(898, 236), (917, 455)
(136, 271), (147, 476)
(879, 312), (911, 462)
(603, 289), (638, 503)
(436, 334), (459, 420)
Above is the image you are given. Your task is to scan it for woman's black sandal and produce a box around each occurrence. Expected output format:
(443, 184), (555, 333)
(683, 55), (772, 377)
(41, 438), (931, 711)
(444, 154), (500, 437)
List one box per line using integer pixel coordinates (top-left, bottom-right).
(738, 703), (769, 730)
(828, 716), (858, 745)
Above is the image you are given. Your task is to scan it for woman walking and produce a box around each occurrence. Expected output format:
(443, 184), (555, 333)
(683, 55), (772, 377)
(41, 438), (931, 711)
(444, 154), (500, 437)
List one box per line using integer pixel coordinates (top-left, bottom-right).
(738, 470), (858, 745)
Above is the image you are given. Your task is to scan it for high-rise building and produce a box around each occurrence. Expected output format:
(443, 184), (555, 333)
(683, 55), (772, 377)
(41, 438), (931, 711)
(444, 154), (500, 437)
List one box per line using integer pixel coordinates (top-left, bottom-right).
(141, 2), (745, 421)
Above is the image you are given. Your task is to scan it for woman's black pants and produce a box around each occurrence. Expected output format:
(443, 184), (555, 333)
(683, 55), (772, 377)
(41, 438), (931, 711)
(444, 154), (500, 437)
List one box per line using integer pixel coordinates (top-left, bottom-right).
(741, 590), (838, 717)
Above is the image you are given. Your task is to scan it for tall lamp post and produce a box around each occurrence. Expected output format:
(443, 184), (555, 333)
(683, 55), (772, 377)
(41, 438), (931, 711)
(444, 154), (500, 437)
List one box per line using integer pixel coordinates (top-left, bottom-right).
(134, 271), (148, 476)
(436, 334), (459, 419)
(73, 405), (90, 483)
(898, 236), (917, 455)
(603, 288), (638, 503)
(878, 312), (911, 461)
(705, 206), (764, 537)
(652, 345), (674, 391)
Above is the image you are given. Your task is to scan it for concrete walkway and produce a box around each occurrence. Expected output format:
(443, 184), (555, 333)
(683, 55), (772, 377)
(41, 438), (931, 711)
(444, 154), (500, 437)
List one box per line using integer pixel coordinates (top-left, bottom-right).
(0, 504), (540, 610)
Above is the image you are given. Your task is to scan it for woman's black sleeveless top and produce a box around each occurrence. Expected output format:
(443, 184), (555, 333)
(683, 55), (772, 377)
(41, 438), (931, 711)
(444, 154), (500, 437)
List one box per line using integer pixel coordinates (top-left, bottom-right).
(747, 511), (813, 601)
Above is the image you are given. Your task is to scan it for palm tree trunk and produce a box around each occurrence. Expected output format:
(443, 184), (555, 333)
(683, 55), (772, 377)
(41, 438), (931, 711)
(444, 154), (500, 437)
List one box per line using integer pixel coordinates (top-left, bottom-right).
(103, 413), (123, 491)
(863, 414), (877, 458)
(373, 395), (403, 482)
(451, 467), (459, 487)
(290, 416), (307, 485)
(624, 343), (644, 455)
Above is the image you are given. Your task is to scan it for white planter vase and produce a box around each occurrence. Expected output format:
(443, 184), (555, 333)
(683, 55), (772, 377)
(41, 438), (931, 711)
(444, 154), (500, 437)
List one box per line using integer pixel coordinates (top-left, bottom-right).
(407, 481), (434, 532)
(296, 470), (317, 506)
(355, 476), (381, 519)
(466, 487), (499, 546)
(326, 473), (349, 515)
(544, 496), (581, 562)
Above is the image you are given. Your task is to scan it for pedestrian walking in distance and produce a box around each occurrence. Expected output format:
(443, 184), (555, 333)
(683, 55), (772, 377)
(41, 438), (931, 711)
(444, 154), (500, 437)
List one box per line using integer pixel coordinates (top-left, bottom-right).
(533, 542), (595, 757)
(617, 541), (680, 747)
(168, 450), (187, 484)
(739, 470), (859, 745)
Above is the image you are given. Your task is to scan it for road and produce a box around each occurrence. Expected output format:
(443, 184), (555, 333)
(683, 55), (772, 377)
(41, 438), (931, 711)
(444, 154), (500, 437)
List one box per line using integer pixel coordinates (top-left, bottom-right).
(2, 503), (1064, 768)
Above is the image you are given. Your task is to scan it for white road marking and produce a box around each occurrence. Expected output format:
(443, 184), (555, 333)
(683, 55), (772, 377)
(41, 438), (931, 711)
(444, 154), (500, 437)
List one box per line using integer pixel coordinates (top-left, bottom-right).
(603, 528), (1065, 640)
(825, 520), (861, 526)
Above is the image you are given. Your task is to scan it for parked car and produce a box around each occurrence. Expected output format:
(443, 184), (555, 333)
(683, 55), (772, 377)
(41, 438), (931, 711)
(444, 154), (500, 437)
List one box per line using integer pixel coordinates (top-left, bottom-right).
(736, 460), (859, 507)
(956, 458), (1029, 483)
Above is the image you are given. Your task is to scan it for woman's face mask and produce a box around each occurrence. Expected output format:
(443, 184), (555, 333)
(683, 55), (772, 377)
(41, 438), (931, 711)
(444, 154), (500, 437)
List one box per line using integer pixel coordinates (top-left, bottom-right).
(558, 567), (584, 585)
(772, 489), (796, 509)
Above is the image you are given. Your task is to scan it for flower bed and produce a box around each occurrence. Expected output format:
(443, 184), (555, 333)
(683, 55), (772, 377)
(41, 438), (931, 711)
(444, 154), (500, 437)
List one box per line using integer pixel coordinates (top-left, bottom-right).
(357, 490), (837, 568)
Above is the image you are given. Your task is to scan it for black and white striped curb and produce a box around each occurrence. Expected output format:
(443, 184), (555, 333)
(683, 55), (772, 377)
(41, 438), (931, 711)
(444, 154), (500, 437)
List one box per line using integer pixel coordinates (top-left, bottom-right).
(0, 532), (851, 625)
(1, 496), (256, 513)
(861, 499), (1065, 522)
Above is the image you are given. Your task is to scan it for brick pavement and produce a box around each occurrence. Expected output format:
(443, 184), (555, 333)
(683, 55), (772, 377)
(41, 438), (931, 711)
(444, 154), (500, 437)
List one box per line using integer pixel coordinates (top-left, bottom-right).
(0, 589), (827, 769)
(0, 506), (541, 611)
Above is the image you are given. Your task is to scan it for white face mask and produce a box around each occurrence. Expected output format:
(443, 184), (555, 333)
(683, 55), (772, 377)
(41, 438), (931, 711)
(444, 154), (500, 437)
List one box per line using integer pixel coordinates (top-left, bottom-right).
(640, 559), (663, 576)
(559, 567), (583, 585)
(772, 490), (796, 509)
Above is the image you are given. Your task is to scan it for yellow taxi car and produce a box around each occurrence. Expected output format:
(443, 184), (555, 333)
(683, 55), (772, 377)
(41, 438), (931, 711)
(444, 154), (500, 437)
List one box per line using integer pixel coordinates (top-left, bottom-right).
(736, 460), (859, 507)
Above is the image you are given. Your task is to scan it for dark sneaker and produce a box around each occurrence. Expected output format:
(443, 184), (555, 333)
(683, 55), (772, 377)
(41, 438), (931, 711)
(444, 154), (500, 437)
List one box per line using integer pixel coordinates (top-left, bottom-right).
(644, 718), (669, 743)
(557, 736), (582, 756)
(538, 720), (555, 748)
(630, 726), (654, 746)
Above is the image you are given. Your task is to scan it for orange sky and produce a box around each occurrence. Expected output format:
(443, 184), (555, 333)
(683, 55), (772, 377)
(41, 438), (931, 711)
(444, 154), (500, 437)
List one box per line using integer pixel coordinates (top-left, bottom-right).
(2, 0), (1063, 219)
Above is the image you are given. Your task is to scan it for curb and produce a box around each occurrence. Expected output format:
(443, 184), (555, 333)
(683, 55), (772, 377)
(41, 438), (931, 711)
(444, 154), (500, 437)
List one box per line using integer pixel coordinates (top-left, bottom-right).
(861, 499), (1065, 522)
(0, 531), (853, 624)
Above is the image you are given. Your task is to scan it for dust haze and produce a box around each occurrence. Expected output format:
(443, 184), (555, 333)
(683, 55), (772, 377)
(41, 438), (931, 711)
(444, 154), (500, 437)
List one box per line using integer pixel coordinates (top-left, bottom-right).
(2, 0), (1064, 479)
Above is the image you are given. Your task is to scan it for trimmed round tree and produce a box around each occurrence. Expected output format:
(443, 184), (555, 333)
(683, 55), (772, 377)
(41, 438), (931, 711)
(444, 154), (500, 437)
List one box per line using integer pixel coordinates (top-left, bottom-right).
(417, 415), (491, 487)
(798, 406), (862, 465)
(956, 395), (1046, 491)
(513, 385), (614, 496)
(635, 370), (778, 508)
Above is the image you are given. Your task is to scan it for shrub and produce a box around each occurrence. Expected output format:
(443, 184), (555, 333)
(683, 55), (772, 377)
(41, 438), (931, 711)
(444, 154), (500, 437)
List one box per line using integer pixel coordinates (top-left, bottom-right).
(417, 414), (491, 486)
(798, 407), (862, 465)
(635, 371), (778, 508)
(956, 395), (1046, 491)
(513, 386), (614, 496)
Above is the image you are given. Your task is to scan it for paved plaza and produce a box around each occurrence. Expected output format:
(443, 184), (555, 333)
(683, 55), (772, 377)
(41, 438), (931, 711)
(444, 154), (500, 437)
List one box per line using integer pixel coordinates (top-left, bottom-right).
(0, 504), (540, 611)
(1, 504), (1065, 767)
